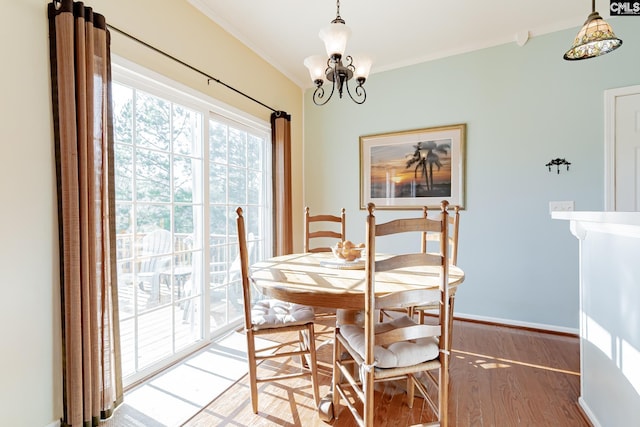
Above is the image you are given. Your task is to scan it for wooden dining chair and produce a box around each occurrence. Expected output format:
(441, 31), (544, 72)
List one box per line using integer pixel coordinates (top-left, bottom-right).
(414, 205), (460, 332)
(379, 205), (460, 323)
(304, 206), (346, 253)
(422, 204), (460, 265)
(236, 207), (320, 414)
(303, 206), (347, 326)
(332, 201), (451, 427)
(380, 205), (460, 324)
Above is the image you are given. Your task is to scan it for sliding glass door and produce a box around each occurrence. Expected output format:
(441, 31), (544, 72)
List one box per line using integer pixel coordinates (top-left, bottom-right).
(112, 62), (271, 386)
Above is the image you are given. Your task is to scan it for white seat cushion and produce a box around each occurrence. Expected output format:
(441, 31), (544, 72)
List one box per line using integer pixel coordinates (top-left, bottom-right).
(251, 299), (314, 328)
(340, 316), (439, 368)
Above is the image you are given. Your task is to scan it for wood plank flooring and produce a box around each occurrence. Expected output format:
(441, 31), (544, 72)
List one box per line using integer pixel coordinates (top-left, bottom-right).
(182, 318), (591, 426)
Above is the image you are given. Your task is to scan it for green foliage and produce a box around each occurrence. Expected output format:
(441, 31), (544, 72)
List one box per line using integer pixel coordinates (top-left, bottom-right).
(112, 81), (266, 240)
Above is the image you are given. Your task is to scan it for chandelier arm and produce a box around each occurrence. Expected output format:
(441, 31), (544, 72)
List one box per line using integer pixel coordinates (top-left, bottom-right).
(344, 55), (355, 71)
(312, 81), (335, 106)
(345, 78), (366, 104)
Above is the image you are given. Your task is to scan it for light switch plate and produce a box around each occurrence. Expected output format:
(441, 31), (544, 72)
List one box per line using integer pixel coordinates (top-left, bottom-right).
(549, 201), (574, 213)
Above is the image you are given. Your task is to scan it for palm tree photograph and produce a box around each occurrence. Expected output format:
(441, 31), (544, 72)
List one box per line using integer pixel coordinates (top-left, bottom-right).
(369, 140), (451, 198)
(360, 124), (465, 209)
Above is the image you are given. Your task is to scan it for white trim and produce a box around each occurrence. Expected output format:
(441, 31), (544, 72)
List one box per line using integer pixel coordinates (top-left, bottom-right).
(456, 312), (579, 335)
(579, 397), (602, 427)
(112, 55), (270, 134)
(44, 420), (60, 427)
(604, 85), (640, 211)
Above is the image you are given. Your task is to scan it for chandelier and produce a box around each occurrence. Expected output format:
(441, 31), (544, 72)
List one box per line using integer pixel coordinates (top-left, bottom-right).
(563, 0), (622, 60)
(304, 0), (372, 105)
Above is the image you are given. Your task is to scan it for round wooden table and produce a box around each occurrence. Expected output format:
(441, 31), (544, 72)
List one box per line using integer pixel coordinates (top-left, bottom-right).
(251, 251), (465, 421)
(251, 252), (464, 311)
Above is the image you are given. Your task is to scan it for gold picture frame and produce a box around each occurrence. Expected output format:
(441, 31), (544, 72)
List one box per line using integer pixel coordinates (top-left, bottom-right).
(360, 124), (466, 210)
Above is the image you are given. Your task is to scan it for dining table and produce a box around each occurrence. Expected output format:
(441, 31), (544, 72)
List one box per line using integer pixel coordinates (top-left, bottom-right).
(250, 252), (464, 324)
(250, 251), (465, 421)
(250, 251), (465, 311)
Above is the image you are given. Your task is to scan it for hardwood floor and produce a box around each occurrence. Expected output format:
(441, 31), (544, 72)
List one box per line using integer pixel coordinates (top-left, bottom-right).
(182, 318), (591, 426)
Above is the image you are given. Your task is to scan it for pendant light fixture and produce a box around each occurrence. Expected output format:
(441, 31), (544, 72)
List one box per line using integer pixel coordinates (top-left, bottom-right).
(304, 0), (372, 105)
(563, 0), (622, 60)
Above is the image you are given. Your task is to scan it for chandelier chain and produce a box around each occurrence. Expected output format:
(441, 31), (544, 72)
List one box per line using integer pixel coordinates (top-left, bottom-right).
(332, 0), (345, 24)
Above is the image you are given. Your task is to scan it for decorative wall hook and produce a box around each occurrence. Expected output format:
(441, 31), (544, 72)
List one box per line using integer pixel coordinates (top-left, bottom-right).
(546, 158), (571, 174)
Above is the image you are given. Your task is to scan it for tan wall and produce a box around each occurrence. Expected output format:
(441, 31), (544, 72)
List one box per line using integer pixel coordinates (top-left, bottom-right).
(0, 0), (302, 425)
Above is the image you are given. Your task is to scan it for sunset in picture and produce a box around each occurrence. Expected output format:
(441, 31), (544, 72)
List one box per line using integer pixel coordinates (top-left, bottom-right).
(370, 139), (452, 199)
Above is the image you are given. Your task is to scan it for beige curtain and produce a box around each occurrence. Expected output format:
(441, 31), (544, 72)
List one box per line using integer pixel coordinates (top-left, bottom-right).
(271, 111), (293, 255)
(48, 1), (123, 425)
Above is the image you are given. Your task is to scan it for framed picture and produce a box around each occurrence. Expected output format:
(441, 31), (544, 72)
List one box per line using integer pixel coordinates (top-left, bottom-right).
(360, 124), (466, 210)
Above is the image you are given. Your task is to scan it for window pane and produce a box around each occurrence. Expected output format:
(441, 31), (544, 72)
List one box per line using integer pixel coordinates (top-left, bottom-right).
(209, 163), (227, 204)
(119, 318), (135, 377)
(226, 206), (237, 243)
(135, 204), (171, 233)
(136, 148), (171, 202)
(244, 205), (261, 240)
(174, 155), (194, 203)
(112, 82), (133, 144)
(247, 170), (262, 205)
(209, 205), (227, 237)
(114, 144), (133, 201)
(174, 205), (194, 235)
(136, 91), (171, 151)
(137, 309), (172, 369)
(116, 203), (132, 234)
(247, 134), (263, 170)
(209, 121), (227, 163)
(228, 128), (246, 167)
(173, 105), (201, 156)
(228, 166), (247, 205)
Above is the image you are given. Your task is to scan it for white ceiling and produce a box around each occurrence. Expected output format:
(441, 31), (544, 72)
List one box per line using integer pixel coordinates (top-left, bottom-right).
(188, 0), (610, 88)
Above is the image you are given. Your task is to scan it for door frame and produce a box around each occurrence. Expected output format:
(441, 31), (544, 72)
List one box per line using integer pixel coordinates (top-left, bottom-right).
(604, 84), (640, 211)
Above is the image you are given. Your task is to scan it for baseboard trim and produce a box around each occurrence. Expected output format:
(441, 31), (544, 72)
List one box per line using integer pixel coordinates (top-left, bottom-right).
(44, 420), (60, 427)
(454, 312), (579, 337)
(578, 397), (599, 427)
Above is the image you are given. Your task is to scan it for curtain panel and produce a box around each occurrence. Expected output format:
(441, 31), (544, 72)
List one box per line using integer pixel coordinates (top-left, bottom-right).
(271, 111), (293, 255)
(48, 1), (123, 425)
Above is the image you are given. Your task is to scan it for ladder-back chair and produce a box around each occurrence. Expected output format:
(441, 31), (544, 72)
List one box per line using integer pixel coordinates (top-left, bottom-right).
(304, 206), (346, 253)
(379, 205), (460, 324)
(415, 205), (461, 330)
(236, 207), (320, 414)
(332, 201), (451, 427)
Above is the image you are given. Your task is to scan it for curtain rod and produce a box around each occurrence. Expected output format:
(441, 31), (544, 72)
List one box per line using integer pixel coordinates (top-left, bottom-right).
(107, 24), (278, 114)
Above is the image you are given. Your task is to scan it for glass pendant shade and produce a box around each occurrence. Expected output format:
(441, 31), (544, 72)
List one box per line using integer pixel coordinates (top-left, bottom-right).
(564, 11), (622, 60)
(351, 54), (372, 80)
(319, 22), (351, 58)
(304, 55), (327, 82)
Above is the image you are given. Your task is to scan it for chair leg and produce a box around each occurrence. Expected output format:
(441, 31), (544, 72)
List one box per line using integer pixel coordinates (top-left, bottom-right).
(363, 364), (375, 427)
(418, 307), (425, 324)
(246, 330), (259, 414)
(439, 361), (450, 427)
(447, 294), (456, 364)
(299, 330), (310, 369)
(332, 327), (341, 413)
(406, 376), (415, 408)
(306, 323), (320, 407)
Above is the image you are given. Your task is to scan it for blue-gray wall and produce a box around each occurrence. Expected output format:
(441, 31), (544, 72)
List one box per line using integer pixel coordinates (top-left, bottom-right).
(303, 18), (640, 331)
